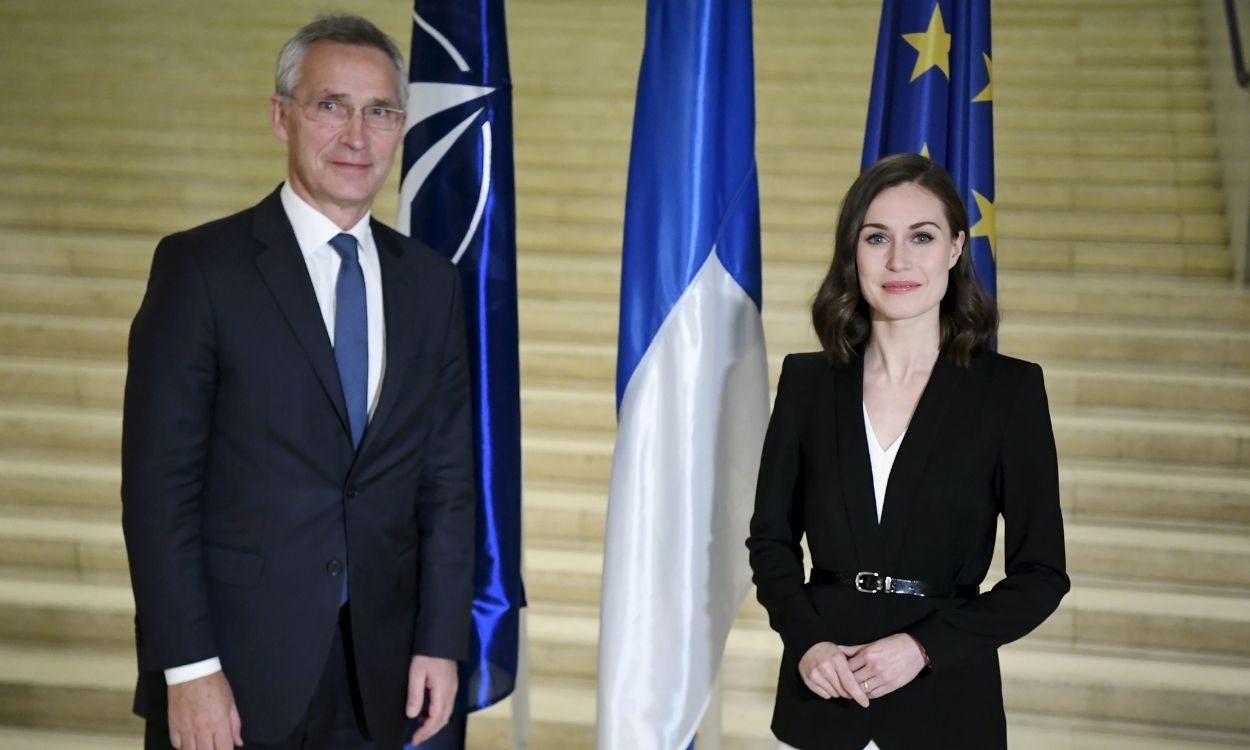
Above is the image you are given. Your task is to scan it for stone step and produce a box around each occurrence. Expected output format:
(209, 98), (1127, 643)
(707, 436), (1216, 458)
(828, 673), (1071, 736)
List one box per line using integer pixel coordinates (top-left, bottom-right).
(0, 230), (156, 279)
(520, 451), (1250, 538)
(518, 162), (1223, 207)
(0, 9), (1205, 69)
(471, 679), (1250, 750)
(521, 382), (1250, 466)
(0, 273), (144, 319)
(1000, 318), (1250, 372)
(514, 255), (1250, 325)
(1, 165), (1224, 223)
(0, 568), (1246, 743)
(1061, 459), (1250, 525)
(519, 346), (1250, 419)
(509, 87), (1215, 132)
(0, 118), (1222, 170)
(0, 188), (1227, 249)
(1042, 364), (1250, 417)
(0, 356), (126, 409)
(527, 603), (1250, 734)
(0, 727), (140, 750)
(0, 642), (138, 733)
(0, 575), (133, 648)
(521, 339), (1250, 394)
(524, 502), (1250, 598)
(530, 504), (1250, 591)
(0, 256), (1244, 334)
(515, 299), (1250, 371)
(0, 77), (1216, 144)
(0, 222), (1231, 296)
(0, 125), (1220, 186)
(0, 452), (120, 520)
(0, 313), (128, 361)
(4, 425), (1244, 538)
(514, 221), (1234, 277)
(2, 78), (1216, 135)
(0, 404), (121, 459)
(5, 391), (1247, 476)
(0, 146), (1224, 202)
(517, 123), (1221, 161)
(1, 640), (1239, 750)
(0, 65), (1210, 128)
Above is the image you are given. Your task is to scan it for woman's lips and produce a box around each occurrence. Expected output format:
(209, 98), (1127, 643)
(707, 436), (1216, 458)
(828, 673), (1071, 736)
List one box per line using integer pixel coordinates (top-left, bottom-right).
(882, 281), (920, 293)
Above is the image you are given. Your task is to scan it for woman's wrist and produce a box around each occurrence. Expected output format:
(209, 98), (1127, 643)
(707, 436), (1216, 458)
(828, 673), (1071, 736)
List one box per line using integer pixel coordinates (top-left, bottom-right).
(905, 633), (931, 667)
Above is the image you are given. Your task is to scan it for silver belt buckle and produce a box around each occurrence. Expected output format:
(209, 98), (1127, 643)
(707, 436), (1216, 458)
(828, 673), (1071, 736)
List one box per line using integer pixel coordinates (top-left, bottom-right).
(855, 571), (883, 593)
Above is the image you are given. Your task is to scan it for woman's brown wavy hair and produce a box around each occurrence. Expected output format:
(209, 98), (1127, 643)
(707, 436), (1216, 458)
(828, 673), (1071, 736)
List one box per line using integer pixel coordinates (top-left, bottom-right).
(811, 153), (998, 367)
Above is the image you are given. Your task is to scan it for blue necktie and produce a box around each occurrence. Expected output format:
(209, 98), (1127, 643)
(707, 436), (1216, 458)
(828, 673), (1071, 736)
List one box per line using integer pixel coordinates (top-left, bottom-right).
(329, 233), (368, 450)
(329, 233), (366, 606)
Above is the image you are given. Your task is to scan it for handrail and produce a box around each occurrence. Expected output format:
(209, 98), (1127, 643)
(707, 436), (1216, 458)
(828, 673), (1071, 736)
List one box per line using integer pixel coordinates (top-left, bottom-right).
(1226, 0), (1250, 89)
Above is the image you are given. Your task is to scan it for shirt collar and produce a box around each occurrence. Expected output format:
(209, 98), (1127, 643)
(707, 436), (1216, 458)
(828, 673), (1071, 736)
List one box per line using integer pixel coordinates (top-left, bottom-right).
(279, 182), (374, 260)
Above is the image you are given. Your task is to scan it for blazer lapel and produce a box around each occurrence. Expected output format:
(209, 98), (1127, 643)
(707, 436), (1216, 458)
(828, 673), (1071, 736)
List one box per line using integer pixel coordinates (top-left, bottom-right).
(251, 190), (352, 440)
(878, 355), (964, 568)
(833, 355), (884, 571)
(355, 223), (417, 459)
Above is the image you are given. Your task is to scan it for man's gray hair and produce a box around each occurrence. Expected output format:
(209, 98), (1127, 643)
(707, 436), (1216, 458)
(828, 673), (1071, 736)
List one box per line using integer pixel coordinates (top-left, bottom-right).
(275, 14), (407, 107)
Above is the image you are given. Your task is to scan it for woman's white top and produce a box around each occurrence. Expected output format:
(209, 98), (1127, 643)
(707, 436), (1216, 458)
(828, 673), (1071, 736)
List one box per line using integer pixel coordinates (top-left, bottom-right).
(863, 401), (906, 523)
(776, 405), (903, 750)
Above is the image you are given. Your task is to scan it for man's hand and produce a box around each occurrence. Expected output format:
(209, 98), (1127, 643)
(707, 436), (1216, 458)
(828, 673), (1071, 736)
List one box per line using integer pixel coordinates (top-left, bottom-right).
(167, 671), (242, 750)
(841, 633), (928, 700)
(797, 641), (870, 707)
(406, 655), (458, 744)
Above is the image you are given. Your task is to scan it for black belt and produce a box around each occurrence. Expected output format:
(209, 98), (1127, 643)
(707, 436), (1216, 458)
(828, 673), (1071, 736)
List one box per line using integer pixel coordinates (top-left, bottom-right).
(809, 568), (978, 599)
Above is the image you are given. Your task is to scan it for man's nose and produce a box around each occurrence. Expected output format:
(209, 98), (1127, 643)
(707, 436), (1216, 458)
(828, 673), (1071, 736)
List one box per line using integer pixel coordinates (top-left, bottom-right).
(339, 111), (368, 147)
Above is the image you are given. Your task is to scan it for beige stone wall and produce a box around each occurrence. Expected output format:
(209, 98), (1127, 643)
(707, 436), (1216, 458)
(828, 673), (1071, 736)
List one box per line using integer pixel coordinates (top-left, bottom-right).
(1204, 0), (1250, 284)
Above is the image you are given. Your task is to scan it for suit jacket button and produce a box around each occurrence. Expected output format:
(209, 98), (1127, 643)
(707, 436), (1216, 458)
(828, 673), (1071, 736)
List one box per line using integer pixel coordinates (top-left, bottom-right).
(326, 559), (343, 576)
(345, 485), (358, 498)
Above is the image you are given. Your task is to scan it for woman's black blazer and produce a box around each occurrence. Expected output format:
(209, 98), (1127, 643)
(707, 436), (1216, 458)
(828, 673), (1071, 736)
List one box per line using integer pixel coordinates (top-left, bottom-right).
(747, 351), (1070, 749)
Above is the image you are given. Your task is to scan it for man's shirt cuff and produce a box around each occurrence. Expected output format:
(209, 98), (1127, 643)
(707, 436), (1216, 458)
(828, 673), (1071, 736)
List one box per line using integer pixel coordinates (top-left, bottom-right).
(164, 657), (222, 685)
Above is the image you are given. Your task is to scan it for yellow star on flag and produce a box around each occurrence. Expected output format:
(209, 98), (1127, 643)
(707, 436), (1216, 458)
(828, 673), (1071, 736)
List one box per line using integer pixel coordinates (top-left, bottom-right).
(920, 143), (930, 159)
(903, 4), (952, 82)
(970, 189), (997, 258)
(972, 53), (993, 102)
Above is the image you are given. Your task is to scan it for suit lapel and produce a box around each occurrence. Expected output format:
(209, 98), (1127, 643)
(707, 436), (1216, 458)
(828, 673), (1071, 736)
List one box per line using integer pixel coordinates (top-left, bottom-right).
(878, 355), (964, 568)
(833, 355), (884, 570)
(355, 223), (417, 459)
(251, 190), (352, 441)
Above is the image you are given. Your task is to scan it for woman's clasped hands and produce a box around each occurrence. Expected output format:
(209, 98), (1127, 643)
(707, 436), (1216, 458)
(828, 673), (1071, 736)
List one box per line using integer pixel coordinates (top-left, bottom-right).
(798, 633), (928, 707)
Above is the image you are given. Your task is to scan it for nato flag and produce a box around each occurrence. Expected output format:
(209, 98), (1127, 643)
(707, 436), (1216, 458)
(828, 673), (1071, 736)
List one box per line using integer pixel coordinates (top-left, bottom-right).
(399, 1), (524, 746)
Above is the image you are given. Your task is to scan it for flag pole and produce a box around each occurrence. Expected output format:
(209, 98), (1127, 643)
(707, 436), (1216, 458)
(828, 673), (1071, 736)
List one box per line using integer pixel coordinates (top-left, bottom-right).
(697, 674), (723, 750)
(511, 556), (531, 749)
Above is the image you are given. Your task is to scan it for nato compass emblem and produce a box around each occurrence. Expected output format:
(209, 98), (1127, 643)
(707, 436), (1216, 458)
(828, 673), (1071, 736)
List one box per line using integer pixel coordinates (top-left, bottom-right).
(398, 8), (504, 265)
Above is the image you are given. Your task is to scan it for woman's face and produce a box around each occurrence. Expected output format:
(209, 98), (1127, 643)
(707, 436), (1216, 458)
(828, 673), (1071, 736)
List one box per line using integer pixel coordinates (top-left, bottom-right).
(855, 182), (964, 326)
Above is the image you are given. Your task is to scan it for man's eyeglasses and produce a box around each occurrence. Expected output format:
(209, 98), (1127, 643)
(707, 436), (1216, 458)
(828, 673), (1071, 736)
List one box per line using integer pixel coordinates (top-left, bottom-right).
(283, 96), (406, 132)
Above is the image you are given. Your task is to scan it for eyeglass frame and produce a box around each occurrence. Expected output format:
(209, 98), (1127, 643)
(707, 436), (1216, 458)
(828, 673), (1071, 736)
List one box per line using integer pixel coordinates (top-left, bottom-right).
(279, 94), (407, 132)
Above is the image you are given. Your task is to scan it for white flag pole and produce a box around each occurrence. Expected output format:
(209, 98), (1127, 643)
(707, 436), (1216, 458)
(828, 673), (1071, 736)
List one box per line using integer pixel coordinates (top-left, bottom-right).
(510, 553), (531, 749)
(697, 674), (724, 750)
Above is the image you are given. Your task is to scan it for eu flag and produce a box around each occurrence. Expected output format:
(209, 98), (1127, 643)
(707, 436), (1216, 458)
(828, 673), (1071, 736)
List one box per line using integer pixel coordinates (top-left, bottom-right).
(398, 1), (524, 744)
(863, 0), (997, 297)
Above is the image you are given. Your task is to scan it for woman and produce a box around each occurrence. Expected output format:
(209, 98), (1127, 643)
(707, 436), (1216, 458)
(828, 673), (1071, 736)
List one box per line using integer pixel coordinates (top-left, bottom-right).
(747, 154), (1069, 749)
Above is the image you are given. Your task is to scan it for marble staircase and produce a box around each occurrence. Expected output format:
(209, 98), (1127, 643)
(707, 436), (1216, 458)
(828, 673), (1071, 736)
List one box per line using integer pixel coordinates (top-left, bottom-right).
(0, 0), (1246, 747)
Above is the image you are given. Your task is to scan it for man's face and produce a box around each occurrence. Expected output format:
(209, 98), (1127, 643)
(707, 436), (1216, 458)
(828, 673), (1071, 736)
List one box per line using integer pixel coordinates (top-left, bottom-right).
(270, 41), (405, 228)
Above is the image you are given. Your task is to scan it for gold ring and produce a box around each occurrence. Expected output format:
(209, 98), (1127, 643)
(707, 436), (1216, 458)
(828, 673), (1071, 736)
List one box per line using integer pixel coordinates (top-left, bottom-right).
(862, 680), (870, 691)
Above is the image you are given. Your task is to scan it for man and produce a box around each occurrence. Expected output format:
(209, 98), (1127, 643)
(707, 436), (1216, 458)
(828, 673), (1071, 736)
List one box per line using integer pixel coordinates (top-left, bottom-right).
(121, 15), (475, 749)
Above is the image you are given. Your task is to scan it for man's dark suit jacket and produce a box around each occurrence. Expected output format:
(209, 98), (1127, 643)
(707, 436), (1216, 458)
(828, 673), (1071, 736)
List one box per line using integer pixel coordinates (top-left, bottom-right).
(747, 350), (1069, 749)
(121, 187), (475, 748)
